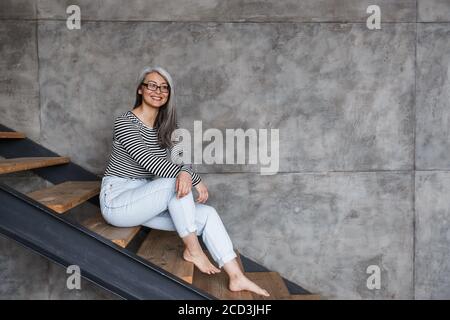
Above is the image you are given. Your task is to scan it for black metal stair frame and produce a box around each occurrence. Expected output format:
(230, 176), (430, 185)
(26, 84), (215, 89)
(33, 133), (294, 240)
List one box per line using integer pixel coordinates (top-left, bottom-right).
(0, 182), (214, 300)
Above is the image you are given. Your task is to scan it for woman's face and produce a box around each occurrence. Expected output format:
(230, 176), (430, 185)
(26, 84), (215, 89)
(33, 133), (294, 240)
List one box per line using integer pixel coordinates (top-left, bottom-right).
(138, 72), (170, 108)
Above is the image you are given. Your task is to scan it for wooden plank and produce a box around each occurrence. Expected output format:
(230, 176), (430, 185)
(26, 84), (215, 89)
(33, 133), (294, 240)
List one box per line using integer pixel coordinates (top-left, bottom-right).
(81, 212), (141, 248)
(0, 157), (70, 174)
(192, 250), (253, 300)
(245, 272), (290, 300)
(0, 131), (26, 139)
(137, 230), (194, 284)
(27, 181), (100, 214)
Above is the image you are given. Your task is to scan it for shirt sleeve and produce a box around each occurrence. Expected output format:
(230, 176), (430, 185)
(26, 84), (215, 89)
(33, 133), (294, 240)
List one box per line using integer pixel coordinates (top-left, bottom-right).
(113, 115), (184, 179)
(168, 140), (202, 187)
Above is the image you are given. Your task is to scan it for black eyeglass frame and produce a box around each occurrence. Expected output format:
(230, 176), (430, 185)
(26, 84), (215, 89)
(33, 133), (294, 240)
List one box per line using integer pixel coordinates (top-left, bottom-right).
(140, 81), (171, 93)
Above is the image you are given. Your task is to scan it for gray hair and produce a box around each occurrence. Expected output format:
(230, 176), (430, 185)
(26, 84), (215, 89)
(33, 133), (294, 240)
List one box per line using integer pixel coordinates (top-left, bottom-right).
(133, 66), (178, 148)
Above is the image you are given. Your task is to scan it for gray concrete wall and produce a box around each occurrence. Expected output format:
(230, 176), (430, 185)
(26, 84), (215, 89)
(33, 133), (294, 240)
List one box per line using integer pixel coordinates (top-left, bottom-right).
(0, 0), (449, 299)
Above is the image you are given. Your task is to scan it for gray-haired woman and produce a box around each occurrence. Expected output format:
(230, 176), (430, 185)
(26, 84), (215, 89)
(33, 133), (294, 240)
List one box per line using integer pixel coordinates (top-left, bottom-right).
(100, 66), (269, 297)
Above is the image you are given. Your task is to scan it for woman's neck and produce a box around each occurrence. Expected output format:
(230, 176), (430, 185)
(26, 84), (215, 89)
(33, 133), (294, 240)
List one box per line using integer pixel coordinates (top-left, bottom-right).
(133, 104), (159, 128)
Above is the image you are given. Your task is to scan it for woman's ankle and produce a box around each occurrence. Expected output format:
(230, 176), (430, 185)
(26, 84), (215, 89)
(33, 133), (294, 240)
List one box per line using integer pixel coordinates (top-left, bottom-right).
(225, 267), (244, 280)
(184, 247), (204, 257)
(223, 259), (244, 278)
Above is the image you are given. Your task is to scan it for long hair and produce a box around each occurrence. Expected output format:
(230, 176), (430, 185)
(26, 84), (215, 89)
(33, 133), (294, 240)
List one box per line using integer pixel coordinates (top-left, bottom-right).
(133, 66), (178, 149)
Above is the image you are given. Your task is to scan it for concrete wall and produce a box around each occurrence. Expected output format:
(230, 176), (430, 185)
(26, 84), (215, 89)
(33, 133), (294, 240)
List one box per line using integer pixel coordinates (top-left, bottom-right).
(0, 0), (449, 299)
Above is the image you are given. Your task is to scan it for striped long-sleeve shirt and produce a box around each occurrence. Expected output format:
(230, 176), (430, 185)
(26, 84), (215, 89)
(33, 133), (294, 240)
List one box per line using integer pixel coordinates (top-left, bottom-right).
(103, 110), (201, 186)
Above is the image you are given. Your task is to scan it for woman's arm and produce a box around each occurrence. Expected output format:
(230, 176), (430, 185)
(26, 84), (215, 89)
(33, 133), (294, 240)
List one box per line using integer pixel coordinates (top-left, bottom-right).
(170, 139), (208, 202)
(168, 141), (202, 187)
(114, 115), (185, 178)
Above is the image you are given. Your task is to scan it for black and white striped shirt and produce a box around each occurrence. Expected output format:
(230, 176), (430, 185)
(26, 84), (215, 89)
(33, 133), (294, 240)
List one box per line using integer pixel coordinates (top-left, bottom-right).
(103, 110), (201, 186)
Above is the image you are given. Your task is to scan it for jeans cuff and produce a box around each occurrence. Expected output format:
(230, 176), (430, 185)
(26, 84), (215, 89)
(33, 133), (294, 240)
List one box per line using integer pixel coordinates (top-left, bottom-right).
(218, 251), (238, 268)
(178, 225), (197, 238)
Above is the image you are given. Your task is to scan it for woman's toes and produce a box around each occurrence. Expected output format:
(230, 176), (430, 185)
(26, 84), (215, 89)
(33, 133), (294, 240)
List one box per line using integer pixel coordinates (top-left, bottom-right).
(260, 289), (270, 297)
(229, 276), (270, 297)
(210, 266), (220, 274)
(183, 249), (220, 274)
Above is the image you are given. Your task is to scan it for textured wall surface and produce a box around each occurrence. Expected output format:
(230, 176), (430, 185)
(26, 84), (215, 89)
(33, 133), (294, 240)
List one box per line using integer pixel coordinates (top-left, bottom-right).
(418, 0), (450, 22)
(415, 172), (450, 299)
(414, 11), (450, 298)
(416, 24), (450, 170)
(35, 0), (416, 22)
(0, 21), (40, 141)
(37, 21), (415, 174)
(1, 0), (450, 299)
(205, 172), (414, 299)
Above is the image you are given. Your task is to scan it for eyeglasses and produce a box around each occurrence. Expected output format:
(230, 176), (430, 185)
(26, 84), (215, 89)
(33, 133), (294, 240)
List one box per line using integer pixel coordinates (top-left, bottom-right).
(141, 81), (170, 93)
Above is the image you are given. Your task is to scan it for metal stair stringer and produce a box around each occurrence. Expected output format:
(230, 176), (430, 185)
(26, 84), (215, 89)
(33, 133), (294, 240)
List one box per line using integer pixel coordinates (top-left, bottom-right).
(0, 182), (214, 300)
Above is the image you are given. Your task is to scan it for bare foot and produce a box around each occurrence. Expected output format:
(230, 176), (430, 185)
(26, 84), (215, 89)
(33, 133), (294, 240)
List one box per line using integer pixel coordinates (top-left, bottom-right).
(183, 249), (221, 274)
(229, 274), (270, 297)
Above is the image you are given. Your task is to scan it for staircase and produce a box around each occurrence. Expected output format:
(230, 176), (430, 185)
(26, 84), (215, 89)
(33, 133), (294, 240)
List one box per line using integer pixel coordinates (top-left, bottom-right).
(0, 126), (320, 300)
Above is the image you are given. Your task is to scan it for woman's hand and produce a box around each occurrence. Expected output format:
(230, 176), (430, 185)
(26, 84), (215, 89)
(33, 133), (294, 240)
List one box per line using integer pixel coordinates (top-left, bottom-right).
(176, 171), (192, 199)
(194, 181), (208, 203)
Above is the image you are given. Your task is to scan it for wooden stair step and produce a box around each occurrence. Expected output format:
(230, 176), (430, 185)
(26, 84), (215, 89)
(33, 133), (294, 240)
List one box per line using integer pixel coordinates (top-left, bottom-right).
(245, 272), (290, 300)
(0, 131), (26, 139)
(81, 212), (141, 248)
(0, 157), (70, 174)
(193, 250), (253, 300)
(245, 272), (321, 300)
(27, 181), (101, 214)
(137, 230), (194, 284)
(285, 294), (321, 300)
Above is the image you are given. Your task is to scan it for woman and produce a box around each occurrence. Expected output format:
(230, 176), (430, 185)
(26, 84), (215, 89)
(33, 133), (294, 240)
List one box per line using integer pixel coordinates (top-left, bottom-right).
(100, 66), (269, 297)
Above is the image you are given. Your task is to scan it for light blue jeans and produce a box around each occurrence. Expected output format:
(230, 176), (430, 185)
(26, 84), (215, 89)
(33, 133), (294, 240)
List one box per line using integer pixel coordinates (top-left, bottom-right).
(99, 175), (237, 268)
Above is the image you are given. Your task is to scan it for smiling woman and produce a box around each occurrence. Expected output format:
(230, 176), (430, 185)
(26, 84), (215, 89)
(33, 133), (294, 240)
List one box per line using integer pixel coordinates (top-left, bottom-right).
(132, 67), (177, 148)
(100, 66), (270, 297)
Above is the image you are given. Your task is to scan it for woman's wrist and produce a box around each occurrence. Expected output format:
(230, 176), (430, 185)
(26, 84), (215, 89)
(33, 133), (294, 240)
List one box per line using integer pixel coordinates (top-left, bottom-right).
(178, 165), (201, 186)
(178, 168), (191, 178)
(180, 165), (193, 174)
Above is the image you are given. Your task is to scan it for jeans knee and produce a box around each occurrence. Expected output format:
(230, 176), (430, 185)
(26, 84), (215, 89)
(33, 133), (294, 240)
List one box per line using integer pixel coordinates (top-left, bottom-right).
(207, 206), (219, 217)
(193, 205), (215, 233)
(204, 205), (221, 226)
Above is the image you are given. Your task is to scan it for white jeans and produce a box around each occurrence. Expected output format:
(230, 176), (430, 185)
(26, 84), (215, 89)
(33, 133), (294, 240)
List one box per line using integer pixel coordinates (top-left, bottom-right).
(99, 175), (237, 268)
